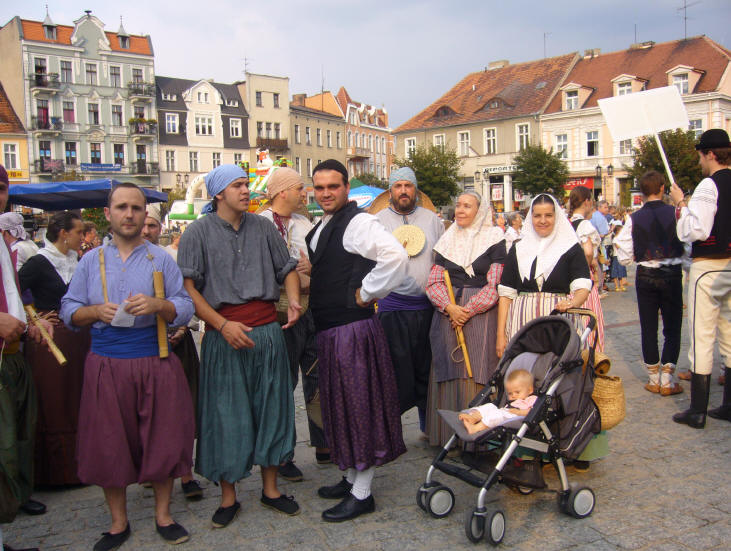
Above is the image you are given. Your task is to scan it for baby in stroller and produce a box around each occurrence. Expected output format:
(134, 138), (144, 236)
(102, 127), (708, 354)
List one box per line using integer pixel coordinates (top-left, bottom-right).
(459, 369), (537, 434)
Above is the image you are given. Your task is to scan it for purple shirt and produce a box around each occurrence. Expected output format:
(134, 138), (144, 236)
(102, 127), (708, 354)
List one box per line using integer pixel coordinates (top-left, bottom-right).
(60, 241), (194, 330)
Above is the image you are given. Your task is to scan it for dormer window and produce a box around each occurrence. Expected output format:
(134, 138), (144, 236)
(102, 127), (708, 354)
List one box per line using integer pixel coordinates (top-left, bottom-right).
(565, 90), (578, 110)
(197, 91), (209, 104)
(119, 36), (130, 49)
(225, 99), (239, 107)
(673, 74), (689, 94)
(43, 25), (56, 40)
(162, 93), (177, 101)
(617, 82), (632, 96)
(490, 100), (499, 108)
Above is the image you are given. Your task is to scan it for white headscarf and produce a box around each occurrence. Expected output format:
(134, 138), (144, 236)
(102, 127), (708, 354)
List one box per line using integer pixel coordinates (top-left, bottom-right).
(0, 212), (27, 241)
(433, 191), (504, 277)
(515, 194), (579, 282)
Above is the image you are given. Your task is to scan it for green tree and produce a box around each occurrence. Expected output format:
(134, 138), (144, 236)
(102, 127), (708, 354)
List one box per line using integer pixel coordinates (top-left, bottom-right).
(351, 172), (386, 189)
(81, 207), (109, 234)
(512, 144), (569, 201)
(392, 144), (462, 206)
(626, 129), (701, 192)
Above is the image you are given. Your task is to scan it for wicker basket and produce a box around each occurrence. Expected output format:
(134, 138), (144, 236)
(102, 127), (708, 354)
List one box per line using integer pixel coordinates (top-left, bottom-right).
(592, 374), (626, 430)
(582, 349), (611, 375)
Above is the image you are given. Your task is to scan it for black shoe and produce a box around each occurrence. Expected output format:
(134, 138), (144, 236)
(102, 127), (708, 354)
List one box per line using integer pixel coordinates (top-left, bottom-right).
(260, 492), (300, 516)
(708, 366), (731, 421)
(673, 373), (710, 429)
(19, 499), (46, 516)
(278, 460), (303, 482)
(211, 501), (240, 529)
(156, 521), (189, 545)
(4, 545), (40, 551)
(322, 494), (375, 522)
(317, 476), (352, 499)
(181, 479), (203, 500)
(93, 523), (131, 551)
(315, 452), (332, 464)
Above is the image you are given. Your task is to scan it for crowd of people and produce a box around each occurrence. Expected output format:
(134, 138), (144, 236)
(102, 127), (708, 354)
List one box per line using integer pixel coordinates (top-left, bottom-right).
(0, 128), (728, 551)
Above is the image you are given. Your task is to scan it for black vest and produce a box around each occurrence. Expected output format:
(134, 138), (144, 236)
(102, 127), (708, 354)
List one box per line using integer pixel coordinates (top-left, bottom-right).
(630, 200), (684, 262)
(692, 168), (731, 258)
(306, 201), (377, 332)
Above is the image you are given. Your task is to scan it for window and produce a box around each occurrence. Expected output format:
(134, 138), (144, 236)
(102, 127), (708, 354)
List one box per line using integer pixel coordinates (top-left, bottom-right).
(406, 137), (417, 158)
(3, 144), (18, 169)
(189, 152), (198, 172)
(433, 134), (444, 150)
(305, 127), (311, 145)
(110, 66), (121, 88)
(43, 25), (56, 40)
(517, 124), (530, 150)
(556, 134), (568, 159)
(119, 36), (129, 49)
(88, 103), (99, 125)
(619, 139), (632, 155)
(586, 131), (599, 157)
(316, 128), (322, 146)
(382, 137), (386, 153)
(458, 132), (471, 156)
(376, 136), (381, 153)
(195, 115), (213, 135)
(369, 135), (373, 151)
(132, 68), (143, 83)
(274, 123), (281, 139)
(64, 142), (77, 165)
(90, 143), (102, 164)
(230, 118), (241, 137)
(212, 152), (221, 168)
(265, 122), (272, 138)
(36, 98), (49, 124)
(234, 153), (242, 164)
(133, 105), (145, 119)
(165, 113), (178, 134)
(347, 131), (352, 147)
(85, 63), (97, 85)
(63, 101), (75, 123)
(113, 144), (124, 166)
(165, 150), (175, 171)
(60, 60), (72, 83)
(273, 93), (279, 108)
(112, 105), (123, 126)
(295, 157), (301, 174)
(617, 82), (632, 96)
(226, 99), (238, 107)
(38, 140), (51, 161)
(565, 90), (578, 110)
(257, 122), (264, 138)
(484, 128), (496, 155)
(327, 130), (332, 147)
(307, 158), (312, 177)
(673, 74), (689, 94)
(689, 119), (703, 139)
(34, 57), (47, 76)
(197, 91), (209, 104)
(294, 125), (300, 144)
(162, 93), (177, 101)
(255, 91), (262, 107)
(336, 131), (342, 148)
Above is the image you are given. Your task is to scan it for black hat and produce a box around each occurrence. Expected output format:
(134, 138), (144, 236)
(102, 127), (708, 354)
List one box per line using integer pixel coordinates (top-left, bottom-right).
(312, 159), (348, 184)
(695, 128), (731, 150)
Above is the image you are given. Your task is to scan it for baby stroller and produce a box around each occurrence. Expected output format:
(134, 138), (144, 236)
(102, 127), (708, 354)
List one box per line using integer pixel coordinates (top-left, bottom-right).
(416, 310), (601, 545)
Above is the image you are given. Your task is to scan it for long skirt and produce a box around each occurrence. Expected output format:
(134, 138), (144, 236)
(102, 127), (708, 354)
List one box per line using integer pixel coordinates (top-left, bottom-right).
(25, 323), (90, 486)
(0, 353), (36, 523)
(316, 316), (406, 471)
(196, 323), (294, 483)
(76, 352), (194, 488)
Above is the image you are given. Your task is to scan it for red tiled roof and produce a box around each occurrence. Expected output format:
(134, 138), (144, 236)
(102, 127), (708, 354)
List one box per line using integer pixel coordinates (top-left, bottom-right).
(545, 36), (730, 113)
(20, 19), (152, 56)
(0, 82), (24, 133)
(394, 54), (577, 134)
(335, 86), (389, 128)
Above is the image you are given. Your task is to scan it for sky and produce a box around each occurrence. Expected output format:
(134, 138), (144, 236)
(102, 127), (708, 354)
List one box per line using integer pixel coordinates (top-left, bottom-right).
(3, 1), (730, 129)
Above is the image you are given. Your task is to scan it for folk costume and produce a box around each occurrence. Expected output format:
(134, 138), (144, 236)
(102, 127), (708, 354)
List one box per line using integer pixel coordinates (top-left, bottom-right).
(59, 241), (195, 487)
(19, 239), (90, 485)
(425, 195), (506, 447)
(376, 167), (445, 428)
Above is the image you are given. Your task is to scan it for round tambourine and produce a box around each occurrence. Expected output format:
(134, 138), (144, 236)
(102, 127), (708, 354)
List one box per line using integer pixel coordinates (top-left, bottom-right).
(392, 224), (426, 257)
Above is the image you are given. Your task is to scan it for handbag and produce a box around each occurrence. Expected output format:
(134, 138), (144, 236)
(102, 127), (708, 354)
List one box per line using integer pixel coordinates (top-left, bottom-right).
(592, 374), (626, 430)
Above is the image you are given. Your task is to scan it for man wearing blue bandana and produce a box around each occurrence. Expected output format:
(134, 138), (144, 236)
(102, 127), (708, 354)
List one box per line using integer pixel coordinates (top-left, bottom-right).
(177, 164), (303, 528)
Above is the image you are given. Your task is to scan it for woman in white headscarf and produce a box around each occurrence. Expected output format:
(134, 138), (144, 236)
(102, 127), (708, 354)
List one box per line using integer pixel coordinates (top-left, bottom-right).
(0, 212), (38, 270)
(424, 191), (506, 446)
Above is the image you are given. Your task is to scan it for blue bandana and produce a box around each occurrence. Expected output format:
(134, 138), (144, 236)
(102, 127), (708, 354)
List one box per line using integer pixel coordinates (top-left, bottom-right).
(389, 167), (417, 189)
(205, 164), (248, 198)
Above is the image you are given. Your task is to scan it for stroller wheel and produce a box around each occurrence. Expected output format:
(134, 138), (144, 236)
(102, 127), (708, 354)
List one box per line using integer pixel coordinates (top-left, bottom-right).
(485, 509), (506, 546)
(567, 485), (595, 519)
(464, 508), (486, 543)
(425, 485), (454, 518)
(416, 486), (427, 511)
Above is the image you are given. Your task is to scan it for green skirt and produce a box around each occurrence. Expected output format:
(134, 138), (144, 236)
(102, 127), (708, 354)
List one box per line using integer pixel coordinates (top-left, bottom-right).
(195, 323), (294, 483)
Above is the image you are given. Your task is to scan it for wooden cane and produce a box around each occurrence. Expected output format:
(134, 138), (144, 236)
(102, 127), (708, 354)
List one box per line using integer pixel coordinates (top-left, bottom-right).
(443, 270), (473, 378)
(23, 305), (67, 366)
(152, 271), (169, 358)
(99, 248), (109, 303)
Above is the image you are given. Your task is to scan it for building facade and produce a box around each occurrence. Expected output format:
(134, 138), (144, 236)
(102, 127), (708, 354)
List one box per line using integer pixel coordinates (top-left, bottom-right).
(0, 82), (29, 185)
(237, 73), (289, 165)
(0, 10), (160, 187)
(155, 76), (249, 190)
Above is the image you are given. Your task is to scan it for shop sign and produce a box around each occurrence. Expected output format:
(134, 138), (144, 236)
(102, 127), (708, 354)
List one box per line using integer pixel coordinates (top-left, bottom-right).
(491, 184), (503, 201)
(564, 177), (594, 190)
(482, 164), (517, 175)
(513, 189), (526, 201)
(81, 163), (122, 172)
(7, 170), (24, 178)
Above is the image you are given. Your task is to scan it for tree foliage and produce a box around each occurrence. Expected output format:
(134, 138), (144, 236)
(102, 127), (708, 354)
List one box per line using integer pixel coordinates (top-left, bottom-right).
(626, 129), (701, 192)
(392, 144), (462, 206)
(351, 172), (386, 189)
(81, 207), (109, 234)
(512, 144), (570, 200)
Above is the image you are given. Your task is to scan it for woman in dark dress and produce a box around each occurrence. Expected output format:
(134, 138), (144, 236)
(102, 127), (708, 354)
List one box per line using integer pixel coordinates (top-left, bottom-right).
(20, 211), (90, 486)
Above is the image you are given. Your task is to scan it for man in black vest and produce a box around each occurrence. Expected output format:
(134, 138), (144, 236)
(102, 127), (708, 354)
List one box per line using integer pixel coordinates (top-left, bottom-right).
(670, 129), (731, 428)
(306, 160), (408, 522)
(615, 170), (685, 396)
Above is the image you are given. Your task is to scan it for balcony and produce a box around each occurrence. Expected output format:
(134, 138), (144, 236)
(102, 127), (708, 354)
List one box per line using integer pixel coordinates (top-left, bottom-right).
(256, 137), (288, 151)
(31, 116), (63, 133)
(127, 161), (159, 176)
(127, 82), (155, 100)
(33, 158), (65, 174)
(346, 146), (370, 159)
(29, 73), (60, 93)
(129, 120), (157, 140)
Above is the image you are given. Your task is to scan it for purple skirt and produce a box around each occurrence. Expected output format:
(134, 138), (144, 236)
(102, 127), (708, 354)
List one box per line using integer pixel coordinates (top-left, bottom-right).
(316, 316), (406, 471)
(76, 352), (194, 487)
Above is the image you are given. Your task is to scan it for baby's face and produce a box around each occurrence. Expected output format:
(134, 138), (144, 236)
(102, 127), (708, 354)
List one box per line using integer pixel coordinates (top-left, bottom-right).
(506, 379), (533, 401)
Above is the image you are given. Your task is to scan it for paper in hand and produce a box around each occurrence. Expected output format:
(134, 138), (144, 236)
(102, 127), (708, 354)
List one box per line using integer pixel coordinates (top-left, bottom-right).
(111, 300), (136, 327)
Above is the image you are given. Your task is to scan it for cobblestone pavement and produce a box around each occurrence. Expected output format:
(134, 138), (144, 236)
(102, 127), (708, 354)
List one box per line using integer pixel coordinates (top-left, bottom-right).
(5, 269), (730, 550)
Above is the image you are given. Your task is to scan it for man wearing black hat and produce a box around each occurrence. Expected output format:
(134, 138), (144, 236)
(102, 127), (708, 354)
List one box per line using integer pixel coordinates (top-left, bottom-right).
(670, 128), (731, 428)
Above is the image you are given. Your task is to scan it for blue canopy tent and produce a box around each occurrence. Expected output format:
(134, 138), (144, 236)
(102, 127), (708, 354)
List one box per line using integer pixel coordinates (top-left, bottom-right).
(348, 185), (384, 208)
(9, 179), (168, 210)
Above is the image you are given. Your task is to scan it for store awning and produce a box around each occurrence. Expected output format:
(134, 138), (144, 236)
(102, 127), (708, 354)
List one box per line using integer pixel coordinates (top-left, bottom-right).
(9, 179), (167, 210)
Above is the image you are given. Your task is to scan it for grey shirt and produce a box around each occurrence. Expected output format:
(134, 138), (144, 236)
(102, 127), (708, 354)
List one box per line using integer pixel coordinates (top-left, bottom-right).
(177, 212), (297, 310)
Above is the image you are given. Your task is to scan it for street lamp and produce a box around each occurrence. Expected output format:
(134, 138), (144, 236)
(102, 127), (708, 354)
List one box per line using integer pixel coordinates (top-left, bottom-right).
(176, 173), (181, 186)
(595, 165), (602, 179)
(473, 170), (480, 190)
(607, 164), (614, 177)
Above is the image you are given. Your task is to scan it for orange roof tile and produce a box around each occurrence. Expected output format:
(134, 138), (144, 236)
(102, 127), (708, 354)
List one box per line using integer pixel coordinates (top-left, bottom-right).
(20, 19), (152, 56)
(335, 86), (389, 128)
(545, 36), (730, 113)
(0, 82), (25, 133)
(394, 54), (577, 134)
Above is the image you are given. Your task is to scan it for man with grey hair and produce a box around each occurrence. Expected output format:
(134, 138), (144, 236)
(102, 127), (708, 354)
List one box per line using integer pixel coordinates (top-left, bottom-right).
(375, 167), (444, 433)
(591, 200), (611, 295)
(504, 212), (523, 252)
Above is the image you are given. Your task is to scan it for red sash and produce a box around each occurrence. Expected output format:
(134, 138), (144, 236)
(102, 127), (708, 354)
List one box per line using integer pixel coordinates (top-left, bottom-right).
(212, 301), (277, 330)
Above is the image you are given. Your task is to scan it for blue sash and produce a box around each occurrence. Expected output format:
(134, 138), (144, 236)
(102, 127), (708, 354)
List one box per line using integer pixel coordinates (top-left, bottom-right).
(91, 325), (161, 359)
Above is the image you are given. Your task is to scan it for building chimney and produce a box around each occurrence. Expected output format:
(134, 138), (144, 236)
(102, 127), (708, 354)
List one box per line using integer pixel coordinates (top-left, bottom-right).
(630, 40), (655, 50)
(488, 60), (509, 70)
(583, 48), (601, 59)
(292, 93), (306, 106)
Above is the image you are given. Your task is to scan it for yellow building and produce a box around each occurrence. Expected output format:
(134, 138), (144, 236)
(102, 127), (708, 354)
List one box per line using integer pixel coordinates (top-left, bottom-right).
(0, 81), (29, 184)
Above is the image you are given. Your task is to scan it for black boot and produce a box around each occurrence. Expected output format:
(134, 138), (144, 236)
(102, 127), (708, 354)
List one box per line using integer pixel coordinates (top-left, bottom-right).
(672, 373), (710, 429)
(708, 366), (731, 421)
